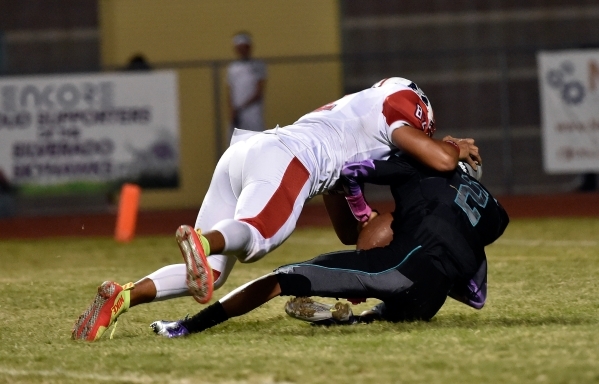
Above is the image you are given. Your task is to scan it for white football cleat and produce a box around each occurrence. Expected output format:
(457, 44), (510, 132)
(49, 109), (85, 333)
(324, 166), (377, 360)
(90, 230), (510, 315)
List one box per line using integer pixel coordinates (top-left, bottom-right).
(175, 225), (213, 304)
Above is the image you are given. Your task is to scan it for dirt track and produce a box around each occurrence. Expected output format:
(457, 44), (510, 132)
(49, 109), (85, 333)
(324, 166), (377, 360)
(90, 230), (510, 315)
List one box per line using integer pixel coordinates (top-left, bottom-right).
(0, 193), (598, 239)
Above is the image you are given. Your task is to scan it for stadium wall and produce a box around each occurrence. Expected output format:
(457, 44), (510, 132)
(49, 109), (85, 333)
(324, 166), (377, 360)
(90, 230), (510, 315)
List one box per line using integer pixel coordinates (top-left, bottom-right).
(1, 193), (598, 239)
(98, 0), (343, 210)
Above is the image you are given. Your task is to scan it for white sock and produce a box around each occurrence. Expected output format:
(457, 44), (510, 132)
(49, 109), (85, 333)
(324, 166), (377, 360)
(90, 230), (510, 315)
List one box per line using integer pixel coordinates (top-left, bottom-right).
(137, 264), (190, 302)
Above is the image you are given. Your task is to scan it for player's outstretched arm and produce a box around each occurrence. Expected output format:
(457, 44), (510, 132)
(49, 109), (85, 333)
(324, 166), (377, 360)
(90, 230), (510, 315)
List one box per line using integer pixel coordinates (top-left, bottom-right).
(324, 158), (385, 245)
(323, 193), (360, 245)
(391, 126), (479, 172)
(339, 160), (376, 223)
(442, 135), (481, 170)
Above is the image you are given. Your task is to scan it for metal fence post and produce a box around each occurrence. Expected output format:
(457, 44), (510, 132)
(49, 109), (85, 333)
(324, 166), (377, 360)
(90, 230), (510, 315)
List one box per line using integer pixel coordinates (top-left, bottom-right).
(212, 61), (224, 162)
(0, 30), (5, 74)
(498, 50), (513, 195)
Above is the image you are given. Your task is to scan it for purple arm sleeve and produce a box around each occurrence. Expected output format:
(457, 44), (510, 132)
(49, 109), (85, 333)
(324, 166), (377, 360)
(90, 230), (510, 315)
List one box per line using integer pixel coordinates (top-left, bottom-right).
(340, 160), (376, 222)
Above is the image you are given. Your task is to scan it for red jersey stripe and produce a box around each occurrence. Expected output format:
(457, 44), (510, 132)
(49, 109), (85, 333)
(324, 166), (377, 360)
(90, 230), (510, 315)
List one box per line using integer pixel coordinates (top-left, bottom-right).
(239, 157), (309, 239)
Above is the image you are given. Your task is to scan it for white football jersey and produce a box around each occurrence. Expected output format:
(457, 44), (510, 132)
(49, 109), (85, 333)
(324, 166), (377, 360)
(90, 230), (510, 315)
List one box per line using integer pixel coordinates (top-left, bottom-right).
(265, 77), (435, 196)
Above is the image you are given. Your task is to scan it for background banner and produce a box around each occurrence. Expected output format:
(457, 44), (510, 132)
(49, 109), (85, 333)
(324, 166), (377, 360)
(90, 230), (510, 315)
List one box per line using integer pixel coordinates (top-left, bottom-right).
(538, 50), (599, 173)
(0, 70), (179, 194)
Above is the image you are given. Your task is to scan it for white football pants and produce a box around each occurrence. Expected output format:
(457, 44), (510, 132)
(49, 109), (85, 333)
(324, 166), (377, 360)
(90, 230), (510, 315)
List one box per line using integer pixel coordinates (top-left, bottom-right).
(142, 133), (314, 300)
(197, 133), (312, 288)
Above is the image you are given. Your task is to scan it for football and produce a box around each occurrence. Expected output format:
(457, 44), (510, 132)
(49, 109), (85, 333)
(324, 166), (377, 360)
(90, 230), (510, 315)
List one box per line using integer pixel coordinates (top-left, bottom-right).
(356, 212), (394, 250)
(458, 161), (483, 181)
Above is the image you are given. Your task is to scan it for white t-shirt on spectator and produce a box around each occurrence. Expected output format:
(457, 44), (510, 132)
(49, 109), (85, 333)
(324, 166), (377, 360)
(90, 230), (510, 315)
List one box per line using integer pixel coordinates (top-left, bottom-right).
(227, 59), (267, 132)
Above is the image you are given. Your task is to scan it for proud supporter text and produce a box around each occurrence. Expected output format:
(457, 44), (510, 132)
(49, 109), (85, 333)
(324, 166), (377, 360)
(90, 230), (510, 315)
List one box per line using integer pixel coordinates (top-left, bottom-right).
(37, 107), (151, 126)
(13, 139), (114, 158)
(555, 120), (599, 132)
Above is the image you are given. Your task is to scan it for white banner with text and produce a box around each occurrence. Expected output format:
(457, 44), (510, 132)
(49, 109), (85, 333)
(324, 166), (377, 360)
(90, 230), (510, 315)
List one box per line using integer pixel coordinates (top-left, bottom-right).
(538, 50), (599, 173)
(0, 70), (179, 193)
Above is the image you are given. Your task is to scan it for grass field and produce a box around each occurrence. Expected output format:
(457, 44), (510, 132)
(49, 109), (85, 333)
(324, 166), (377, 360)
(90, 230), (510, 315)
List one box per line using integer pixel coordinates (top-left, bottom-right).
(1, 217), (599, 383)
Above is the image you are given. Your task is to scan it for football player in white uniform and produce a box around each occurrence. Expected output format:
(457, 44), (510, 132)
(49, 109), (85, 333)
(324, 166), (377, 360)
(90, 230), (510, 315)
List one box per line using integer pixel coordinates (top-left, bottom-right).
(72, 77), (481, 341)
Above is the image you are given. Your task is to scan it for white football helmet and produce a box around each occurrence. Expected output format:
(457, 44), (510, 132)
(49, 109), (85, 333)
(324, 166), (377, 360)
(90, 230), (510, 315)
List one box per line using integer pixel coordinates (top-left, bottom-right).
(371, 77), (414, 89)
(372, 77), (435, 137)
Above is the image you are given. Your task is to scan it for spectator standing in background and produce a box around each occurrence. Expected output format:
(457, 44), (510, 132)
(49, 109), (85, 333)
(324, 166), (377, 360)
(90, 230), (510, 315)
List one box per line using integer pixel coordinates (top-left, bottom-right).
(125, 54), (152, 71)
(227, 32), (267, 133)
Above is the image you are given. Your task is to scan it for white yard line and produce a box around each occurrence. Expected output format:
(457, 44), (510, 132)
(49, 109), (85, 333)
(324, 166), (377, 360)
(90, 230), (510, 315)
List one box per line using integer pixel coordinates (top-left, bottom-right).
(0, 367), (290, 384)
(0, 368), (156, 383)
(495, 239), (599, 247)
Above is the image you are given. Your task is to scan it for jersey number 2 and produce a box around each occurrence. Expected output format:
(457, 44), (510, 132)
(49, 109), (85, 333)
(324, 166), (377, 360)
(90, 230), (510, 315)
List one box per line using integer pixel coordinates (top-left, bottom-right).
(454, 174), (489, 226)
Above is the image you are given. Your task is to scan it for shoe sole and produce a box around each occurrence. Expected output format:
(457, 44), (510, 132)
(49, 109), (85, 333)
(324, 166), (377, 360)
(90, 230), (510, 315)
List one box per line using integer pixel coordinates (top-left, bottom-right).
(331, 302), (352, 321)
(72, 281), (118, 341)
(285, 297), (334, 322)
(176, 225), (214, 304)
(285, 297), (354, 323)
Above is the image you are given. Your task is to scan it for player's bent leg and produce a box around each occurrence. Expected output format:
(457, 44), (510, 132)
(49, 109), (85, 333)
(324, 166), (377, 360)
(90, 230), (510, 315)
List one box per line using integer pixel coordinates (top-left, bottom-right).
(230, 140), (311, 260)
(152, 273), (282, 338)
(191, 139), (244, 291)
(275, 245), (416, 300)
(380, 275), (450, 322)
(176, 225), (214, 304)
(72, 281), (134, 341)
(355, 245), (453, 323)
(277, 241), (435, 325)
